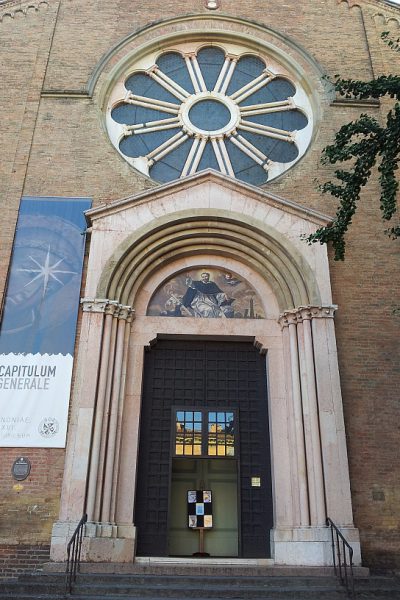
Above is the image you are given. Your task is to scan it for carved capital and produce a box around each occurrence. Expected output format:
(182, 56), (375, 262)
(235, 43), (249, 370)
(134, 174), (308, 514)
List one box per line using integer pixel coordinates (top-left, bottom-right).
(308, 305), (338, 320)
(81, 298), (110, 314)
(279, 305), (338, 328)
(297, 306), (314, 322)
(278, 309), (299, 328)
(104, 301), (120, 317)
(117, 305), (135, 322)
(81, 298), (135, 320)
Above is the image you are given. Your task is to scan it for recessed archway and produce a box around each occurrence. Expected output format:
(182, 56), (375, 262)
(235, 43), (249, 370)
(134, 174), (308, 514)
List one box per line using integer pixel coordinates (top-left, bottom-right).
(96, 209), (322, 312)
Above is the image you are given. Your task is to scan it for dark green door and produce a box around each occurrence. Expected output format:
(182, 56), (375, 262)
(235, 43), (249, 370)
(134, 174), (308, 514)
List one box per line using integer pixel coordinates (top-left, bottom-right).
(169, 458), (238, 556)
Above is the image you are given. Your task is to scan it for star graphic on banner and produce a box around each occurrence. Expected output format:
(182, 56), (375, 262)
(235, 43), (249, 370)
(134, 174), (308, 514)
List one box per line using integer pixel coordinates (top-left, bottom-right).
(17, 246), (78, 299)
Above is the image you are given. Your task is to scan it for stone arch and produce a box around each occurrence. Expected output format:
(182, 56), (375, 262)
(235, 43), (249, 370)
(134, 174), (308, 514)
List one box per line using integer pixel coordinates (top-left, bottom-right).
(89, 14), (329, 187)
(89, 14), (327, 102)
(96, 209), (322, 312)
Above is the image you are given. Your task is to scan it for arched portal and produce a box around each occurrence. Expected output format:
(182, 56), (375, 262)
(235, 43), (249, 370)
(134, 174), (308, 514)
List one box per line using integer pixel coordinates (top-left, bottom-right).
(50, 171), (360, 566)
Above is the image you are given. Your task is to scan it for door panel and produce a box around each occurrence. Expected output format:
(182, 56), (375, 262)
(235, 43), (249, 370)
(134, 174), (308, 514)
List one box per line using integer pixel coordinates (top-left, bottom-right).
(134, 339), (272, 557)
(169, 459), (238, 557)
(168, 459), (198, 556)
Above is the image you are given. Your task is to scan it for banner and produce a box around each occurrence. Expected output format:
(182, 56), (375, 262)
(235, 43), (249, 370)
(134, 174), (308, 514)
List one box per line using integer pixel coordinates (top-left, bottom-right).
(0, 197), (91, 447)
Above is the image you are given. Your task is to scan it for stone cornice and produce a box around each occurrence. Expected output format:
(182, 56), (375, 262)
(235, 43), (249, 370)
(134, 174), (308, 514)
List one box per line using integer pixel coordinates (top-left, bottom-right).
(331, 98), (380, 109)
(81, 298), (135, 321)
(337, 0), (399, 12)
(278, 305), (338, 328)
(85, 170), (333, 228)
(0, 0), (49, 22)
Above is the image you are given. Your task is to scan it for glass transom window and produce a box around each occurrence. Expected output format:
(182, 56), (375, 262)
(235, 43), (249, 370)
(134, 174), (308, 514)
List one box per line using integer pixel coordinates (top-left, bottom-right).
(106, 42), (313, 186)
(174, 409), (236, 458)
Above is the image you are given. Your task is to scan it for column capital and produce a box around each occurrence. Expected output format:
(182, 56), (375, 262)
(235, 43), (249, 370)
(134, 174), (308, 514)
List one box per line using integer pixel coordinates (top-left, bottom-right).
(81, 298), (135, 320)
(81, 298), (110, 313)
(105, 301), (121, 317)
(307, 305), (337, 320)
(117, 305), (135, 322)
(278, 310), (299, 328)
(278, 305), (338, 328)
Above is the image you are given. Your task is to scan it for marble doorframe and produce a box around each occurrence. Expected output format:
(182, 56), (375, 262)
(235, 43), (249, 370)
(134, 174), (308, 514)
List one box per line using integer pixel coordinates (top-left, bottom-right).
(49, 172), (361, 566)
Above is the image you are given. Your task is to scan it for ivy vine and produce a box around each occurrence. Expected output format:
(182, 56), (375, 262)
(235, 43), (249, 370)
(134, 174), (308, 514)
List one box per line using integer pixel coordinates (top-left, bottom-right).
(305, 32), (400, 260)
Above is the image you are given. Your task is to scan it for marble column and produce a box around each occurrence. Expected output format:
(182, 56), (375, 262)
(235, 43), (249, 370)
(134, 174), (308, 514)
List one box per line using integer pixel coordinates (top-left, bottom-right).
(84, 302), (134, 531)
(281, 313), (310, 526)
(50, 298), (135, 563)
(274, 305), (360, 565)
(310, 306), (354, 525)
(297, 308), (326, 526)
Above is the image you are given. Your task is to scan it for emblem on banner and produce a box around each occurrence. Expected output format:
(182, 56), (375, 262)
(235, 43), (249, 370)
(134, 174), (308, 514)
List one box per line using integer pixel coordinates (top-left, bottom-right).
(38, 417), (59, 438)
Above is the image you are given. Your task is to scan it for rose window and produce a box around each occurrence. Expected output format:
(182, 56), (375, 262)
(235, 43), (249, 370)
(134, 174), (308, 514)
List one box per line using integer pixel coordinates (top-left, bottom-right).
(106, 43), (313, 186)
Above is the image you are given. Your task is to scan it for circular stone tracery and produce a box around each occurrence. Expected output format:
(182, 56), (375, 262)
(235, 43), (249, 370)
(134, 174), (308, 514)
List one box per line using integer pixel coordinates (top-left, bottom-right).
(181, 91), (240, 137)
(188, 98), (231, 132)
(107, 42), (313, 186)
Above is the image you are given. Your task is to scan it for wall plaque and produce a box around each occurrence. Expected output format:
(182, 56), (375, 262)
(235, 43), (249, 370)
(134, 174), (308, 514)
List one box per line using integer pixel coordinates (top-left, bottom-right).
(12, 457), (31, 481)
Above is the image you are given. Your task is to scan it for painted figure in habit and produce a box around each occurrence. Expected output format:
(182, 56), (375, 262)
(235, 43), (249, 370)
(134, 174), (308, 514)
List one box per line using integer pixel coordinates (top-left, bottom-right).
(148, 268), (265, 318)
(180, 272), (235, 318)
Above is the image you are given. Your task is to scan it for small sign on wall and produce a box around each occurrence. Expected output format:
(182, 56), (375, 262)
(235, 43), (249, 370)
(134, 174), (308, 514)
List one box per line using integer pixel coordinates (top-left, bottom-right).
(187, 490), (213, 528)
(11, 457), (31, 481)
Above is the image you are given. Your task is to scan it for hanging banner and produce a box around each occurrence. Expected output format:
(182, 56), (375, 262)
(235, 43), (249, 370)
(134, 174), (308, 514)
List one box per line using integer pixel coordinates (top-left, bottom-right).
(0, 197), (91, 447)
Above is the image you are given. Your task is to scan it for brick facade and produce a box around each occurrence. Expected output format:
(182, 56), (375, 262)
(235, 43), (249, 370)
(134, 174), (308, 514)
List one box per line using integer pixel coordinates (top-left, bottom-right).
(0, 545), (50, 579)
(0, 0), (399, 576)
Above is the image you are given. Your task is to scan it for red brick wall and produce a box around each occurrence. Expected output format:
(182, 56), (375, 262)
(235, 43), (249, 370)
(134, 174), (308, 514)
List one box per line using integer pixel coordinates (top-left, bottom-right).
(0, 448), (64, 576)
(0, 544), (50, 579)
(0, 0), (399, 573)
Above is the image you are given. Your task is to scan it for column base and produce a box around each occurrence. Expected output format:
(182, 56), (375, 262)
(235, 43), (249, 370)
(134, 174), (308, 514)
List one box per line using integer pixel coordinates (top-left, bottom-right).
(50, 521), (136, 563)
(271, 527), (361, 566)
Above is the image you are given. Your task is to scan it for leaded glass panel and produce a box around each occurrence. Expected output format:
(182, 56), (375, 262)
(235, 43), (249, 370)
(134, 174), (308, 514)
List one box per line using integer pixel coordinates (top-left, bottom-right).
(174, 408), (236, 458)
(107, 42), (313, 186)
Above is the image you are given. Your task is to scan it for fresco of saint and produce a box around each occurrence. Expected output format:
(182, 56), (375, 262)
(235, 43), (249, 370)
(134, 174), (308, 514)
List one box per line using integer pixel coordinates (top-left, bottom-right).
(147, 268), (265, 319)
(180, 272), (234, 318)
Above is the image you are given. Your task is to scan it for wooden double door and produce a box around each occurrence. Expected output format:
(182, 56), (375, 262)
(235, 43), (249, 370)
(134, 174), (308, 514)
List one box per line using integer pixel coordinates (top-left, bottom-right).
(134, 339), (273, 558)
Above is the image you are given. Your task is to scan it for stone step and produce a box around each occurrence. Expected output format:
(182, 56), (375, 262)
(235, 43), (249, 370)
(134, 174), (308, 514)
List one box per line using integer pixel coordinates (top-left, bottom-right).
(67, 583), (345, 598)
(0, 593), (347, 600)
(45, 560), (369, 577)
(1, 571), (399, 600)
(0, 576), (344, 595)
(1, 593), (399, 600)
(0, 597), (342, 600)
(21, 573), (343, 586)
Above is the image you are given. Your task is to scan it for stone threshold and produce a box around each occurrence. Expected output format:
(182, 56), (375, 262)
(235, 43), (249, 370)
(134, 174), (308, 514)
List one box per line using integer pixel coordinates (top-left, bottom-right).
(135, 557), (274, 566)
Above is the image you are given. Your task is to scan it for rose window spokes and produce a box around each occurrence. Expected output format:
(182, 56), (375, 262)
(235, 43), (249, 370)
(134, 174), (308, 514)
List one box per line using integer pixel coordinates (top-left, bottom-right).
(108, 46), (311, 185)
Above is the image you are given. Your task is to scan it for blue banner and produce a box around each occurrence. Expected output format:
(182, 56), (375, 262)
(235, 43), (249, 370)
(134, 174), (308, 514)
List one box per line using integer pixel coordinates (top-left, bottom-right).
(0, 197), (91, 447)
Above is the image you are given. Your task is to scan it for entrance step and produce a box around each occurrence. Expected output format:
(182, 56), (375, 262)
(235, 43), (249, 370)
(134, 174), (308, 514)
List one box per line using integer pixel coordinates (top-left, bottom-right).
(1, 570), (399, 599)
